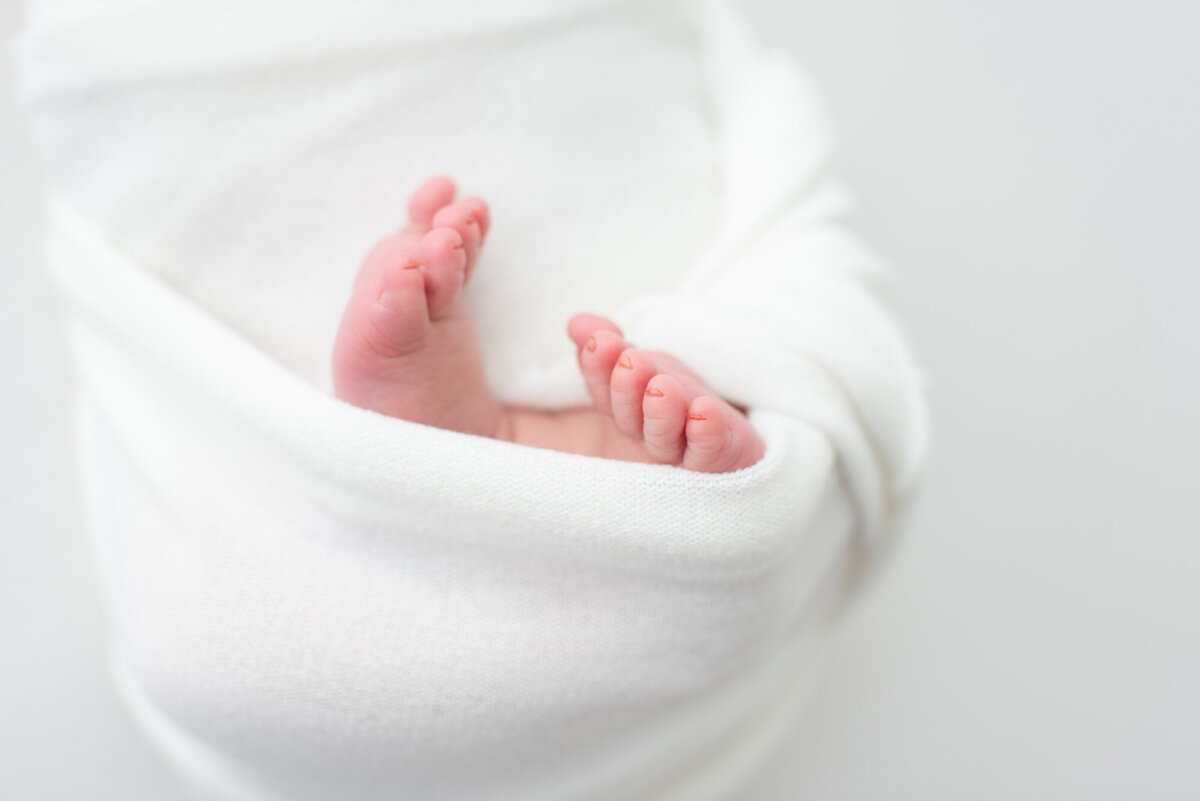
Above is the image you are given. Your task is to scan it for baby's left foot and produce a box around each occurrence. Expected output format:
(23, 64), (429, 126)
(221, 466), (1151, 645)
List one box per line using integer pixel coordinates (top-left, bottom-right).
(567, 315), (765, 473)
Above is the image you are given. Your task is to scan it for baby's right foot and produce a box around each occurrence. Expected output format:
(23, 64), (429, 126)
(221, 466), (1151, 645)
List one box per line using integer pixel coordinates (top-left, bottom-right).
(567, 315), (765, 473)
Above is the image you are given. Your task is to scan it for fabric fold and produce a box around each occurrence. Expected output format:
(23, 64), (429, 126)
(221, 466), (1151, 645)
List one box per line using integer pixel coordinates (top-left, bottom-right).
(18, 0), (927, 798)
(622, 0), (928, 538)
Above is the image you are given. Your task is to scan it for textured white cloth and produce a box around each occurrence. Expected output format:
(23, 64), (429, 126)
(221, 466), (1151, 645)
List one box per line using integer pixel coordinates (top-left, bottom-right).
(16, 0), (928, 799)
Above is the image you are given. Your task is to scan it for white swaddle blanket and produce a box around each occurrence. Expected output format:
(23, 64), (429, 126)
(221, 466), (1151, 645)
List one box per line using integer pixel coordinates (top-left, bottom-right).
(17, 0), (928, 798)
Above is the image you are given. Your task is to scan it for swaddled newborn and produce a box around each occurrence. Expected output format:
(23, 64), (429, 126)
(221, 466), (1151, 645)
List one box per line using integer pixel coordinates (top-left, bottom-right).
(16, 0), (929, 797)
(333, 175), (764, 473)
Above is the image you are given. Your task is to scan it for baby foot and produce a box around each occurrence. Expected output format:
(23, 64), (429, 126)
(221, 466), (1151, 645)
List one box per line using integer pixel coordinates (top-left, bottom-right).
(332, 176), (501, 436)
(334, 177), (762, 474)
(567, 315), (765, 473)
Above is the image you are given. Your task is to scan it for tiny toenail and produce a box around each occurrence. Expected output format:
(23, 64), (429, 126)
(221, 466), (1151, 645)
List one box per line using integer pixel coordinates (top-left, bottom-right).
(378, 289), (404, 311)
(402, 261), (421, 270)
(645, 386), (664, 398)
(465, 214), (476, 225)
(585, 337), (596, 352)
(687, 413), (707, 421)
(617, 354), (633, 369)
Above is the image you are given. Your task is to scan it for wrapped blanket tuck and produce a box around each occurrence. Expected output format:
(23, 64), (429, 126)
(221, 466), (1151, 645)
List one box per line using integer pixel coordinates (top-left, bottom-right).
(16, 0), (928, 798)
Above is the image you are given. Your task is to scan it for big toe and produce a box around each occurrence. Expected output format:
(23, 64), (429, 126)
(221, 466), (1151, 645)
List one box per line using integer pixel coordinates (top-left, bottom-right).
(333, 236), (432, 398)
(682, 396), (764, 473)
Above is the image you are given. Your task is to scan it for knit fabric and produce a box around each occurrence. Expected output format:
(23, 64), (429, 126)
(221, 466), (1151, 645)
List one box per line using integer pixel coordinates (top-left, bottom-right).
(16, 1), (927, 798)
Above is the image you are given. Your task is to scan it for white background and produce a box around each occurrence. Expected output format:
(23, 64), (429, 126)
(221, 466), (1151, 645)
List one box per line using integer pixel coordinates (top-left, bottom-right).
(2, 1), (1198, 798)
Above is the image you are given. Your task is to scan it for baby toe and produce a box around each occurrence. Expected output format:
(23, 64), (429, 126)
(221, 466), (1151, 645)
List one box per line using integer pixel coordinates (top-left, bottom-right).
(567, 313), (622, 351)
(609, 348), (657, 439)
(578, 329), (626, 415)
(418, 227), (468, 318)
(372, 263), (432, 348)
(642, 374), (688, 464)
(347, 232), (431, 349)
(682, 396), (765, 473)
(334, 255), (429, 388)
(682, 396), (739, 473)
(432, 200), (483, 271)
(458, 195), (491, 240)
(407, 175), (457, 229)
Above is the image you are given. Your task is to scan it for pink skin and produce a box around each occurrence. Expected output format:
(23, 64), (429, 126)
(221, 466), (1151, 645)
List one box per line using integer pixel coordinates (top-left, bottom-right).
(332, 176), (499, 435)
(333, 176), (764, 473)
